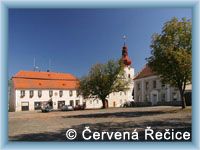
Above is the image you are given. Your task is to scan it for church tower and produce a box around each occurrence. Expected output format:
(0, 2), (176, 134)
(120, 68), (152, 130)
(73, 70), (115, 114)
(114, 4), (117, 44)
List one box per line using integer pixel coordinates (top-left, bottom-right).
(122, 45), (132, 66)
(121, 35), (135, 100)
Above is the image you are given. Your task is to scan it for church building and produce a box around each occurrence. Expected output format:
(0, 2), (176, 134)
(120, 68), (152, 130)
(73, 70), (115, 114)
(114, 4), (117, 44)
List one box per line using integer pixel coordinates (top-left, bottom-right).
(85, 42), (135, 109)
(9, 39), (135, 111)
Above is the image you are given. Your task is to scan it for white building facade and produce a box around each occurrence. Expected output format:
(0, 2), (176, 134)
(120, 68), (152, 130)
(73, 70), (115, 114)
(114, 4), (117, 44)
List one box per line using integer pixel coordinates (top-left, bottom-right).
(134, 65), (192, 105)
(9, 71), (83, 111)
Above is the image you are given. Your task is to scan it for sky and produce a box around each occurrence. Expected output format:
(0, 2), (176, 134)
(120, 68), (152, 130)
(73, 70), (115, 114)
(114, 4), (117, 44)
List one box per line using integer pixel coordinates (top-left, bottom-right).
(8, 8), (192, 78)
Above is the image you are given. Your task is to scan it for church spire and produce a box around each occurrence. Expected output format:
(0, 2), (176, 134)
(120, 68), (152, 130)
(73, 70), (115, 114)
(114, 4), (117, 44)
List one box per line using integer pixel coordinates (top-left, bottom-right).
(121, 35), (132, 66)
(122, 35), (128, 46)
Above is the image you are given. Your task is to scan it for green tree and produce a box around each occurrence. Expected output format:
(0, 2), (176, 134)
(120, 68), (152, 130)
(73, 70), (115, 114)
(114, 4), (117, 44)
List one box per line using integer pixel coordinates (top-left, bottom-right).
(79, 59), (130, 109)
(147, 17), (192, 109)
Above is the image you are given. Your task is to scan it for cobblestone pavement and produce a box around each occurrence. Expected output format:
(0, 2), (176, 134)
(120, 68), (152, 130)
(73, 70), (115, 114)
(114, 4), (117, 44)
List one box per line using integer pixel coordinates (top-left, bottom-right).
(9, 106), (191, 141)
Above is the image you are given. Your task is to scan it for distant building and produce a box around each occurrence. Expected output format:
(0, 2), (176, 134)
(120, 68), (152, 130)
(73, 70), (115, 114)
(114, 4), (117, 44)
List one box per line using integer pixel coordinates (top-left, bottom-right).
(9, 71), (83, 111)
(134, 65), (192, 105)
(85, 44), (134, 109)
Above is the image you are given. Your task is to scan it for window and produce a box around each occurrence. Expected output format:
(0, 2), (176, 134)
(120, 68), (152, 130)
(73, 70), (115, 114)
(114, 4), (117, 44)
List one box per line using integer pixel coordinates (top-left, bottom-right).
(29, 90), (34, 98)
(20, 90), (25, 98)
(70, 100), (74, 107)
(76, 100), (80, 105)
(153, 80), (157, 89)
(137, 83), (140, 90)
(145, 95), (149, 102)
(90, 100), (92, 104)
(76, 90), (79, 97)
(128, 74), (131, 78)
(145, 82), (149, 90)
(34, 102), (41, 110)
(59, 90), (63, 97)
(173, 93), (177, 101)
(49, 90), (53, 97)
(162, 83), (165, 88)
(38, 90), (42, 98)
(69, 90), (73, 97)
(120, 91), (122, 96)
(162, 93), (166, 101)
(96, 100), (99, 104)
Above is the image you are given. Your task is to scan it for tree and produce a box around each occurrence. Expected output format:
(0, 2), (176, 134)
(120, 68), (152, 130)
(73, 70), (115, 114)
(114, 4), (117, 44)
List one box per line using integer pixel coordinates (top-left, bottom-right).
(147, 17), (192, 109)
(79, 59), (130, 109)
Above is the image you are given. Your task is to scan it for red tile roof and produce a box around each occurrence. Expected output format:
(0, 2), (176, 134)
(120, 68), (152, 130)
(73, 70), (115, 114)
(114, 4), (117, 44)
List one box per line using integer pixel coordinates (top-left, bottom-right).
(134, 65), (156, 80)
(12, 71), (79, 89)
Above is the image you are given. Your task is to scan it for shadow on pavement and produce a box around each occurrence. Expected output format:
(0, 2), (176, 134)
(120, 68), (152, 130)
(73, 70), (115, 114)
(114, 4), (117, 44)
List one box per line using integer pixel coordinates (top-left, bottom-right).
(9, 119), (191, 142)
(61, 110), (169, 119)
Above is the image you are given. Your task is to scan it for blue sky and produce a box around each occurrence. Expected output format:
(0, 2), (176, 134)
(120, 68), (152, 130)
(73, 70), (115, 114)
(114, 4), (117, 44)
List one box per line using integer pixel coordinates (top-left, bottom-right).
(8, 8), (192, 78)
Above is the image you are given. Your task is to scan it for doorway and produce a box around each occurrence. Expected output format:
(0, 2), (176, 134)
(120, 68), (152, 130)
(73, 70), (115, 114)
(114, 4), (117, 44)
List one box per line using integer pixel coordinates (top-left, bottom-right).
(113, 101), (116, 107)
(152, 94), (158, 105)
(21, 102), (29, 111)
(70, 100), (74, 107)
(58, 101), (65, 109)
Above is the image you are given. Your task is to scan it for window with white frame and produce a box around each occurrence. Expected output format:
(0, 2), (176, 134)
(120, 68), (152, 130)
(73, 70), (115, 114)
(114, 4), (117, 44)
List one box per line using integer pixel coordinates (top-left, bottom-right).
(76, 90), (79, 97)
(172, 92), (178, 101)
(29, 90), (34, 98)
(20, 90), (25, 98)
(59, 90), (63, 97)
(69, 90), (73, 97)
(49, 90), (53, 97)
(153, 80), (157, 89)
(145, 82), (149, 90)
(162, 93), (166, 101)
(38, 90), (42, 98)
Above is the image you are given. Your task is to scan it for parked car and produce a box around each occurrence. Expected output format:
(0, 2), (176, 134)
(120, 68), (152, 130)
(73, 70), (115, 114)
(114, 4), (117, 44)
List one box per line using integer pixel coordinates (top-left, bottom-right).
(41, 104), (53, 112)
(74, 104), (85, 110)
(61, 105), (74, 111)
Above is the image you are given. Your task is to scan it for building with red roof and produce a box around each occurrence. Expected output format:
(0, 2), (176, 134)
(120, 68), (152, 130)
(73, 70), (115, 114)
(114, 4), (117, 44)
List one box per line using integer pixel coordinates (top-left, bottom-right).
(9, 41), (135, 111)
(133, 65), (192, 106)
(9, 71), (83, 111)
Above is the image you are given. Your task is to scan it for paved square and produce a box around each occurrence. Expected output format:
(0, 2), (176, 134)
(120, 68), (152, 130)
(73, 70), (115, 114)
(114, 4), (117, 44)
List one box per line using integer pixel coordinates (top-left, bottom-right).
(9, 106), (191, 141)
